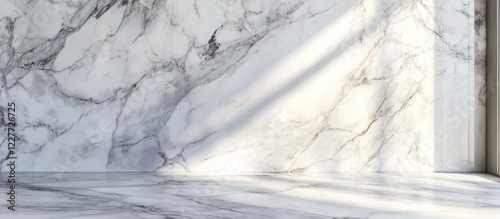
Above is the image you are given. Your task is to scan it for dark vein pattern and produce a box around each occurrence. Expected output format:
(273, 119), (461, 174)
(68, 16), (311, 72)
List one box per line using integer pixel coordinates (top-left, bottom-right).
(0, 0), (486, 172)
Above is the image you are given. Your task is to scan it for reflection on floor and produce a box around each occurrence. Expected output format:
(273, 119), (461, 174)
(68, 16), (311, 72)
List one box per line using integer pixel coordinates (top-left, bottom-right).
(0, 173), (498, 218)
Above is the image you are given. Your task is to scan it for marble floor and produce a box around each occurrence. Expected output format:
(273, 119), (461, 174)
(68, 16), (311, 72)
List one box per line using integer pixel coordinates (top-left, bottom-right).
(0, 173), (498, 219)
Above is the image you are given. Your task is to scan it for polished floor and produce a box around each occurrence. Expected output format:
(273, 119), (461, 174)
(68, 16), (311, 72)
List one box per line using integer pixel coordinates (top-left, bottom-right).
(0, 173), (499, 218)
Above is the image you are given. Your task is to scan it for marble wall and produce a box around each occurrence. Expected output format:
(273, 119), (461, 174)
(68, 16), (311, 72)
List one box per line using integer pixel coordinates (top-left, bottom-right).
(0, 0), (486, 172)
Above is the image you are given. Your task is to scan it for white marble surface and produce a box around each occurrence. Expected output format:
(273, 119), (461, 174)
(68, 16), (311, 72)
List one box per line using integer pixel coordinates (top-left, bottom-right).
(0, 173), (498, 218)
(0, 0), (486, 172)
(433, 0), (486, 172)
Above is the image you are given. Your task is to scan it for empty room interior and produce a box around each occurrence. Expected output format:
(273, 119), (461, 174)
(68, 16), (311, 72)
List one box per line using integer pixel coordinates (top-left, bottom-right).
(0, 0), (500, 218)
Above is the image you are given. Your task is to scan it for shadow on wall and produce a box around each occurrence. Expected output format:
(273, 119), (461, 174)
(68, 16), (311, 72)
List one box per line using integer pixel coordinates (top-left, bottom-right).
(82, 0), (463, 173)
(124, 0), (442, 173)
(0, 0), (478, 173)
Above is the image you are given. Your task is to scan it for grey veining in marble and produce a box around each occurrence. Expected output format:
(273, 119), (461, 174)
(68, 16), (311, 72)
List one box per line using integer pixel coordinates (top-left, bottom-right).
(0, 173), (499, 218)
(473, 0), (486, 171)
(0, 0), (486, 172)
